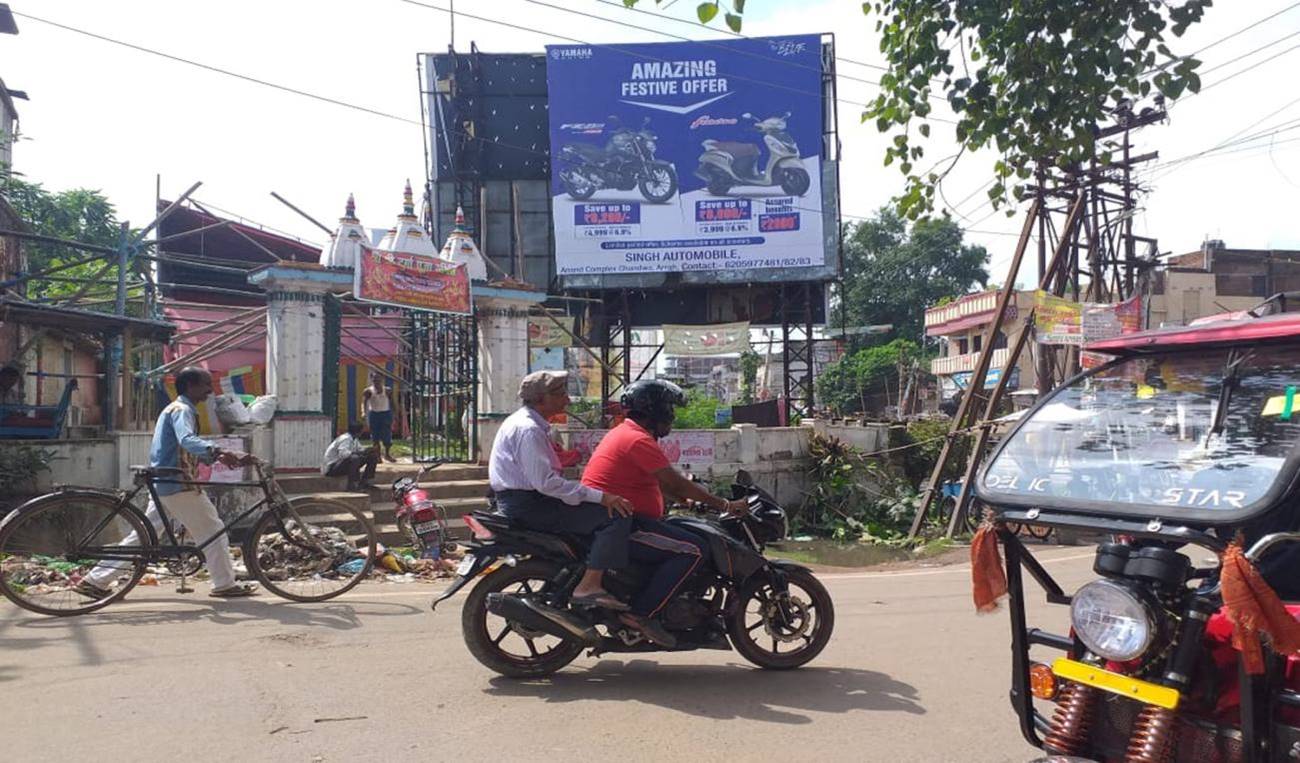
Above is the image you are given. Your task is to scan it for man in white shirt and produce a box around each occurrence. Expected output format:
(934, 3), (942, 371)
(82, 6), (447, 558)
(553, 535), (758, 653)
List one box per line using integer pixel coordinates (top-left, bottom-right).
(322, 421), (379, 491)
(489, 370), (635, 610)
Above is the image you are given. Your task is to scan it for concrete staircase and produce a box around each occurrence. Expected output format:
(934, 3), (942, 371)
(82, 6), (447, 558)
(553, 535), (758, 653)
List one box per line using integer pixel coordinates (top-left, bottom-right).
(277, 463), (491, 547)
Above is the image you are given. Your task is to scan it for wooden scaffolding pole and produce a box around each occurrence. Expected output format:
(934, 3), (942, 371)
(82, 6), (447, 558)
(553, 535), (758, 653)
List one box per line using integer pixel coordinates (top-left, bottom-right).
(944, 194), (1087, 538)
(907, 198), (1041, 539)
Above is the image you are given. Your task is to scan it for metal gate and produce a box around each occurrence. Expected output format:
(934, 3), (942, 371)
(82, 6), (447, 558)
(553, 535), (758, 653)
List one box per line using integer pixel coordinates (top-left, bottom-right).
(406, 310), (477, 463)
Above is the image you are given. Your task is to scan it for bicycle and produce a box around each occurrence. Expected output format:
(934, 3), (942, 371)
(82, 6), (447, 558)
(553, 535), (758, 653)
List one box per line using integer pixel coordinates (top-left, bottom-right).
(0, 457), (378, 616)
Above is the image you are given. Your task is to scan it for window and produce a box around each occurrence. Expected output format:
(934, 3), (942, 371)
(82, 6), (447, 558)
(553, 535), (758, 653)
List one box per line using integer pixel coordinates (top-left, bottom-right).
(992, 331), (1009, 350)
(973, 335), (983, 352)
(957, 337), (970, 355)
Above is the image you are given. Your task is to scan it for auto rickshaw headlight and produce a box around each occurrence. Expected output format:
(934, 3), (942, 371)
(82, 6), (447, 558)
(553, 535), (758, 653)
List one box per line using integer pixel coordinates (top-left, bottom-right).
(1070, 579), (1156, 662)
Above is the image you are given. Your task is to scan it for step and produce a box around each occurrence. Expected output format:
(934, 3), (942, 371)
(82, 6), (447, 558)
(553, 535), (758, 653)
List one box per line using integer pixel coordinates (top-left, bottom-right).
(277, 466), (488, 496)
(366, 497), (492, 526)
(375, 463), (488, 482)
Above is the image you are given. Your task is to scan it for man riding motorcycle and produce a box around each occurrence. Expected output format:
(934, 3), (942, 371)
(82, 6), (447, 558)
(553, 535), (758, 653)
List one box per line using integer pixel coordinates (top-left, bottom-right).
(581, 379), (748, 648)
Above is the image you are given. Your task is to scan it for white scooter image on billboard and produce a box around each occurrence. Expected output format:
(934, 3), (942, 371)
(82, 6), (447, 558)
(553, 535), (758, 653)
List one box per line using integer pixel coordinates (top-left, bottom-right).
(694, 112), (812, 197)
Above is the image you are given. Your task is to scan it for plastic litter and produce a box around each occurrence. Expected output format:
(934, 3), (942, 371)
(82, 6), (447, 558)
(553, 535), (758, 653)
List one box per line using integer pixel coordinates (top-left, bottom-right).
(214, 393), (253, 427)
(248, 395), (278, 425)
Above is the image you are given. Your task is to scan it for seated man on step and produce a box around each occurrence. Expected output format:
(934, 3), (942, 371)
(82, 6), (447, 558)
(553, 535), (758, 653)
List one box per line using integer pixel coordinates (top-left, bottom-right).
(322, 421), (379, 491)
(488, 370), (635, 610)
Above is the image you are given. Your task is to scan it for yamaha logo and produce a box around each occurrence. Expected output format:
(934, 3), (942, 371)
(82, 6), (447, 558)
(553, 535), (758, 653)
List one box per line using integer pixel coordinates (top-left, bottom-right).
(551, 47), (593, 60)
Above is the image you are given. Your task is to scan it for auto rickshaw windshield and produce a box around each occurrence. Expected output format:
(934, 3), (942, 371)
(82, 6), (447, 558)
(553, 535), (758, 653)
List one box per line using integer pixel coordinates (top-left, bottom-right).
(978, 342), (1300, 521)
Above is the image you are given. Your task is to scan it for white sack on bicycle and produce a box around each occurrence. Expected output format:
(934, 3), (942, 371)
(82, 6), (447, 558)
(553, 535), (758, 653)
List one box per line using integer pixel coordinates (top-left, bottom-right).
(248, 395), (277, 425)
(214, 393), (252, 427)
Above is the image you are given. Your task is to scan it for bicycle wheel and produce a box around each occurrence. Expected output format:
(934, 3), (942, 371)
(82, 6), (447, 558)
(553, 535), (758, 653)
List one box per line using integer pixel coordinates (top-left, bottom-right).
(244, 498), (377, 602)
(0, 491), (154, 616)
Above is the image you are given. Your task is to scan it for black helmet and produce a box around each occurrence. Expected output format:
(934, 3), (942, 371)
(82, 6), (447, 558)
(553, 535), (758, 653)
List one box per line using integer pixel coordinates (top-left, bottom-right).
(620, 379), (686, 434)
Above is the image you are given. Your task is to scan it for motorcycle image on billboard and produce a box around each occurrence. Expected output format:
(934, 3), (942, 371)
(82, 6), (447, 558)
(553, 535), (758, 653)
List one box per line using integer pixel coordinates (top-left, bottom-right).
(545, 34), (826, 277)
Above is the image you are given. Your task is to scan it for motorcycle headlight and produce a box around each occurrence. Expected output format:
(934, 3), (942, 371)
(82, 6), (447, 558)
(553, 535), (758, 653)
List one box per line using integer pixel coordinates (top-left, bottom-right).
(1070, 579), (1156, 661)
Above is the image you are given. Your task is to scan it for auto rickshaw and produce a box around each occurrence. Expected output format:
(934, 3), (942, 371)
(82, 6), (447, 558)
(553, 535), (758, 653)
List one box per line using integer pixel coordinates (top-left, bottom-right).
(973, 304), (1300, 762)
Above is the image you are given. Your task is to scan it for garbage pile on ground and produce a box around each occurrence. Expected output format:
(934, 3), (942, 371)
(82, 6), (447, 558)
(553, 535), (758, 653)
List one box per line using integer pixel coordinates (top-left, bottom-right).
(1, 527), (465, 593)
(0, 555), (89, 594)
(365, 543), (464, 583)
(252, 520), (358, 581)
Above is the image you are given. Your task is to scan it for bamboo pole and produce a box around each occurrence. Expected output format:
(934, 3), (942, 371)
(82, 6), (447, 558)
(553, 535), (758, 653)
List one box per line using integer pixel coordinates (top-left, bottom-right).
(908, 198), (1042, 539)
(945, 194), (1087, 538)
(133, 181), (202, 245)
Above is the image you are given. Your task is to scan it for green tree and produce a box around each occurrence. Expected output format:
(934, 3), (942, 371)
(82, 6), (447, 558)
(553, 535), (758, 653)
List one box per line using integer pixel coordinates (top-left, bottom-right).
(836, 208), (989, 342)
(2, 178), (126, 301)
(816, 337), (922, 416)
(626, 1), (1209, 217)
(737, 349), (761, 404)
(673, 387), (720, 429)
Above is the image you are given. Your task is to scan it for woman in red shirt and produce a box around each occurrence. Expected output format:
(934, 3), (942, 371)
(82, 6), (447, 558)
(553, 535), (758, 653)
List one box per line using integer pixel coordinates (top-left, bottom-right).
(582, 380), (746, 647)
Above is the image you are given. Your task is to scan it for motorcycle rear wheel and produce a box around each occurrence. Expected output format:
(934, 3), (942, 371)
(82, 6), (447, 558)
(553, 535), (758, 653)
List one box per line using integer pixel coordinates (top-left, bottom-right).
(727, 567), (834, 670)
(779, 167), (811, 196)
(462, 559), (583, 678)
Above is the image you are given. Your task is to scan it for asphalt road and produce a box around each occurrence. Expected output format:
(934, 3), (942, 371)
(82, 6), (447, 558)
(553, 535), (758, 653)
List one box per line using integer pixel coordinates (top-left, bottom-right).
(0, 546), (1098, 762)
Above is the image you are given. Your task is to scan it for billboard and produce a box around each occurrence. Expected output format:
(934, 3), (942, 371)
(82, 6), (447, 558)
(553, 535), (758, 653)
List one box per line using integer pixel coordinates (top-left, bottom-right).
(546, 35), (826, 277)
(354, 247), (472, 315)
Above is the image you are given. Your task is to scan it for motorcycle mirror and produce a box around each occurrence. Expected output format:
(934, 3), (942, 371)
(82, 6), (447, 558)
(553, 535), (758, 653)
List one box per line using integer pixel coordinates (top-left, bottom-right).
(735, 469), (754, 487)
(741, 112), (753, 120)
(783, 111), (791, 118)
(642, 116), (651, 126)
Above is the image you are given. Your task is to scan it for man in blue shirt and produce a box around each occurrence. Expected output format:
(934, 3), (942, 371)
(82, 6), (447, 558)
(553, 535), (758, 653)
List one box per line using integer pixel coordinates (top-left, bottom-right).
(79, 367), (259, 598)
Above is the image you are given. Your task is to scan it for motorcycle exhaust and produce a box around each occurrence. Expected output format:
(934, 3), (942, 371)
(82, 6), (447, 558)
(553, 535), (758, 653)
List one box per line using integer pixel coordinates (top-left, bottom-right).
(486, 593), (600, 646)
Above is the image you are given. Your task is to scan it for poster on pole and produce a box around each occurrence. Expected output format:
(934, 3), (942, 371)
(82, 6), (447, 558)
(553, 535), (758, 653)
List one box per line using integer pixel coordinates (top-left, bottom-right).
(1033, 291), (1083, 345)
(354, 246), (472, 315)
(528, 316), (575, 348)
(546, 35), (826, 276)
(663, 321), (750, 356)
(1081, 294), (1143, 369)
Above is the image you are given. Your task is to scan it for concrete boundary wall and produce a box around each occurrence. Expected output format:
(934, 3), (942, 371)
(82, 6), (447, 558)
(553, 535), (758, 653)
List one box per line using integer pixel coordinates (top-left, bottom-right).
(556, 420), (890, 508)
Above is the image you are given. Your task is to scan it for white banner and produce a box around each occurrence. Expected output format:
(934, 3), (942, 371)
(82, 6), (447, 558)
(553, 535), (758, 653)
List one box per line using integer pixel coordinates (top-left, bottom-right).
(567, 429), (715, 465)
(663, 321), (750, 356)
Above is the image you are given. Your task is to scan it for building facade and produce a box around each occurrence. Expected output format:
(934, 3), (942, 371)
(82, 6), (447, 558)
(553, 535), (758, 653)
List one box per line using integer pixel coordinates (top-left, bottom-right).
(924, 290), (1038, 401)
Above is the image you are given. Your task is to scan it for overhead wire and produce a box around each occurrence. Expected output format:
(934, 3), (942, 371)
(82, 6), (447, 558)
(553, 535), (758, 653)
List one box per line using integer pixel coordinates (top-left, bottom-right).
(11, 11), (424, 128)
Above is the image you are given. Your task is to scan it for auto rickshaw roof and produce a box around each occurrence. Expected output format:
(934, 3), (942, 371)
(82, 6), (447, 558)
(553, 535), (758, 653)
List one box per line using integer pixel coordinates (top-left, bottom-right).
(1086, 312), (1300, 356)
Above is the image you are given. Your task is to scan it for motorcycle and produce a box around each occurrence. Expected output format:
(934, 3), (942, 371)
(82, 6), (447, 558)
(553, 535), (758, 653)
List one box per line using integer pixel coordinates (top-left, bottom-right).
(974, 293), (1300, 761)
(392, 462), (456, 559)
(431, 470), (834, 678)
(694, 112), (812, 197)
(557, 116), (678, 204)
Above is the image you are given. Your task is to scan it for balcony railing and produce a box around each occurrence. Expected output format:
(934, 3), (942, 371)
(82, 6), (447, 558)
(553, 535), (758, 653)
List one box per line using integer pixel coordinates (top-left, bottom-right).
(930, 347), (1010, 376)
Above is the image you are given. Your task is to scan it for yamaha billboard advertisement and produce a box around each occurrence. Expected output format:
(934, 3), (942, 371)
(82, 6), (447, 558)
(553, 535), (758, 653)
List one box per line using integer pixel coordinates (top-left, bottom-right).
(546, 34), (827, 277)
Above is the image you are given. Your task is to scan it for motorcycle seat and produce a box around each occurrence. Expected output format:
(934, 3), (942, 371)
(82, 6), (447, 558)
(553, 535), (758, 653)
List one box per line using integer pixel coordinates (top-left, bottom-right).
(472, 511), (587, 560)
(564, 143), (606, 161)
(709, 142), (760, 158)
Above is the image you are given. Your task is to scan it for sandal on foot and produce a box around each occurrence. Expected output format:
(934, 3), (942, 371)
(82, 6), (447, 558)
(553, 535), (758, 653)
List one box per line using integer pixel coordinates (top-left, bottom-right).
(618, 613), (677, 648)
(210, 582), (260, 598)
(569, 592), (630, 611)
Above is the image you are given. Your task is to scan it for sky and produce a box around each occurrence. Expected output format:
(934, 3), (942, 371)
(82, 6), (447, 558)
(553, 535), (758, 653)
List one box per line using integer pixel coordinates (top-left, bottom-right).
(2, 0), (1299, 290)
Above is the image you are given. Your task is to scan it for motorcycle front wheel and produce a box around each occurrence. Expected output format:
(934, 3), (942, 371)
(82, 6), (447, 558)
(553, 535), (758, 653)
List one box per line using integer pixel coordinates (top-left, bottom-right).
(562, 174), (596, 201)
(638, 163), (678, 203)
(779, 166), (811, 196)
(727, 567), (834, 670)
(461, 559), (583, 678)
